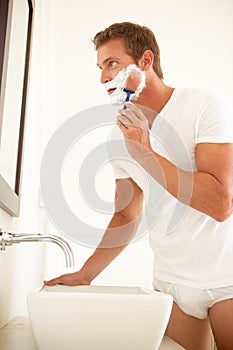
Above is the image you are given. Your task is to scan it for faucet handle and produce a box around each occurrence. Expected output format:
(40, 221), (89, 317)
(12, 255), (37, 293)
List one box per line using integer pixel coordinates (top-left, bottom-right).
(0, 230), (13, 250)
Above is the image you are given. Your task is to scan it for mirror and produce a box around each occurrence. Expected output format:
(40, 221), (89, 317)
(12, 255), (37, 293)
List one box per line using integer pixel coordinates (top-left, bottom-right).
(0, 0), (34, 216)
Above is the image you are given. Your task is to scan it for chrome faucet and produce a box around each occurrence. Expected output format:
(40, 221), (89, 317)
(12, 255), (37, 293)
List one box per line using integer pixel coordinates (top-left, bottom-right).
(0, 229), (75, 267)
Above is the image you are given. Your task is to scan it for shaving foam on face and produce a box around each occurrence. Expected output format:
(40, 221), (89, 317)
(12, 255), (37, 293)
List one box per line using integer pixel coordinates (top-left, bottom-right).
(104, 64), (146, 105)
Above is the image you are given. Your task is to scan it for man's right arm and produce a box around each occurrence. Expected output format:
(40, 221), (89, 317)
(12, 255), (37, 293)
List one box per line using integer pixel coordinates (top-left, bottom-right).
(44, 177), (144, 286)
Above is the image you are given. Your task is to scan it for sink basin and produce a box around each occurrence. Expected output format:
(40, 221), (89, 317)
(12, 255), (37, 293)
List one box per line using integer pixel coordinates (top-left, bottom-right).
(27, 285), (173, 350)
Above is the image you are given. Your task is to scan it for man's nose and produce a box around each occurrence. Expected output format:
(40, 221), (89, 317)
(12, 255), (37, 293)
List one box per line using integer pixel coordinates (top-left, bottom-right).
(100, 69), (111, 84)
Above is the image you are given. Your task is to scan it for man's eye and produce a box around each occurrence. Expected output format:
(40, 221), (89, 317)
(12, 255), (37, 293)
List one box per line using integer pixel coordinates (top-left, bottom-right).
(109, 61), (117, 67)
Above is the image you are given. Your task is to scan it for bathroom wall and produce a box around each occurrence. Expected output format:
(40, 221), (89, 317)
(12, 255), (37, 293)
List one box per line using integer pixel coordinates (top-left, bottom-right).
(1, 0), (233, 329)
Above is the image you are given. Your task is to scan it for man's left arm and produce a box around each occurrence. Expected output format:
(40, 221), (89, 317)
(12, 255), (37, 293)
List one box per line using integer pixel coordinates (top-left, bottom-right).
(117, 102), (233, 221)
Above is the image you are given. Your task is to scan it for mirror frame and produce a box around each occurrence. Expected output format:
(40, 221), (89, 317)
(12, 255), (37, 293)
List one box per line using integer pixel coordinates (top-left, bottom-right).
(0, 0), (34, 216)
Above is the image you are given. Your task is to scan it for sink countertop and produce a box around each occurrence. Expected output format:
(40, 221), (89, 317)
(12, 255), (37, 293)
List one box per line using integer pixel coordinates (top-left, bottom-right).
(0, 316), (185, 350)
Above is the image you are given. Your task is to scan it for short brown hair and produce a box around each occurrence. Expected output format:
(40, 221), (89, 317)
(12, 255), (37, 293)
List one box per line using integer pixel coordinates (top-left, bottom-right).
(93, 22), (163, 79)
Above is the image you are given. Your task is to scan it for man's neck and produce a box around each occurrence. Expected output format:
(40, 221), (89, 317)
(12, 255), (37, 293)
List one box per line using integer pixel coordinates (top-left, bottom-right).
(134, 76), (175, 128)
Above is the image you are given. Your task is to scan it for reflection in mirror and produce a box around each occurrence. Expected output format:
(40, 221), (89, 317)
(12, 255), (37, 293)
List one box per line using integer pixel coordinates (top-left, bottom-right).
(0, 0), (34, 216)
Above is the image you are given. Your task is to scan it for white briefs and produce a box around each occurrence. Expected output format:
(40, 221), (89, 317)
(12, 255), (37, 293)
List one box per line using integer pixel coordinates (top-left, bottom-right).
(153, 279), (233, 319)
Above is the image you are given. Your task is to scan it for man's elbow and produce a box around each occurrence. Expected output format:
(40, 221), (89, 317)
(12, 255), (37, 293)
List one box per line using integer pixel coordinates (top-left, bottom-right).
(213, 192), (233, 222)
(215, 208), (233, 222)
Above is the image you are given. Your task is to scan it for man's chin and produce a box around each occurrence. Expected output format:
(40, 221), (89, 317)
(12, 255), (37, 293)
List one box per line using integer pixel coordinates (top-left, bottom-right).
(108, 89), (128, 105)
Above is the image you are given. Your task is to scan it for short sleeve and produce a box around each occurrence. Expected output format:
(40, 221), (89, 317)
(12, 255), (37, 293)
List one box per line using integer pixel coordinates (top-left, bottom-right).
(109, 159), (130, 179)
(197, 91), (233, 144)
(107, 125), (130, 180)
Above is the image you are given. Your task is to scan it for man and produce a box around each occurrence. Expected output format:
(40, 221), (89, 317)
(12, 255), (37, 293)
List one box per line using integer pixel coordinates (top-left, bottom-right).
(45, 22), (233, 350)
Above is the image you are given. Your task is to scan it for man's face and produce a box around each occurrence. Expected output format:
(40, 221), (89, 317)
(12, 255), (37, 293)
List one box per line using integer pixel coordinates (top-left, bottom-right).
(97, 38), (136, 85)
(97, 39), (145, 104)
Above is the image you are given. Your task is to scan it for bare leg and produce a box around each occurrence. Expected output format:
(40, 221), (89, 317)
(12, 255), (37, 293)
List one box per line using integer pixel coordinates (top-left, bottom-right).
(165, 302), (212, 350)
(209, 298), (233, 350)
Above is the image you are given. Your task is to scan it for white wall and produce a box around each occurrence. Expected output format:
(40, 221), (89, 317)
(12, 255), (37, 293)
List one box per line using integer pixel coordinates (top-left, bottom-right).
(1, 0), (233, 328)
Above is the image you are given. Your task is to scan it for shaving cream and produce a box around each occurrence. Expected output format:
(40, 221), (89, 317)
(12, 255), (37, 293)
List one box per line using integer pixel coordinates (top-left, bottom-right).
(104, 64), (146, 105)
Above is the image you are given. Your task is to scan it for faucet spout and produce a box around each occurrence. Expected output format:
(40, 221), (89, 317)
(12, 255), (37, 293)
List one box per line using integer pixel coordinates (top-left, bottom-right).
(0, 230), (75, 267)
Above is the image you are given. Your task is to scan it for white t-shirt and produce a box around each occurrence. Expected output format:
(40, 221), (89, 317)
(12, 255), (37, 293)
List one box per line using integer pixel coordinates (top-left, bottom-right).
(108, 87), (233, 289)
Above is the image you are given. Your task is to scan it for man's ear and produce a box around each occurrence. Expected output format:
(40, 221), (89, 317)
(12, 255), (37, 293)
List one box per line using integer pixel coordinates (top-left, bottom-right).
(138, 50), (154, 71)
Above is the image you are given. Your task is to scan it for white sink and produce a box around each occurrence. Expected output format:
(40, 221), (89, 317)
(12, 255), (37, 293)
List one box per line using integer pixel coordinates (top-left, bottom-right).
(27, 285), (173, 350)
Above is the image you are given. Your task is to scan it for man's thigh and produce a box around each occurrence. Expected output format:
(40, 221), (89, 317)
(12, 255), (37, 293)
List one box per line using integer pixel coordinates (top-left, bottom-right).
(166, 302), (212, 350)
(209, 298), (233, 350)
